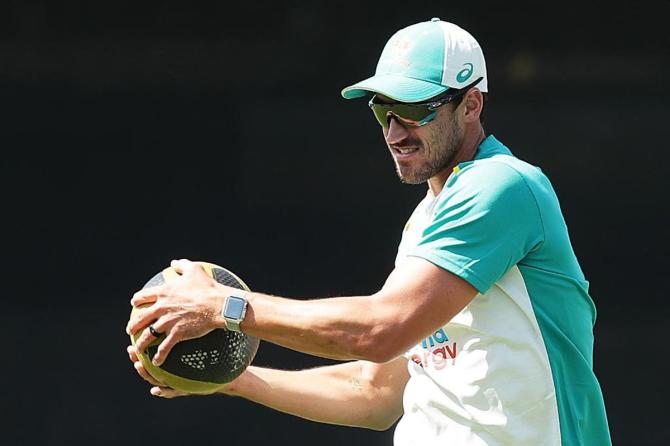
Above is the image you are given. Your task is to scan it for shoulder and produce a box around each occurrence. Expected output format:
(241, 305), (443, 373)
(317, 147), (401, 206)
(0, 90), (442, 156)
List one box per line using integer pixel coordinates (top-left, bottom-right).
(439, 155), (546, 209)
(461, 155), (546, 189)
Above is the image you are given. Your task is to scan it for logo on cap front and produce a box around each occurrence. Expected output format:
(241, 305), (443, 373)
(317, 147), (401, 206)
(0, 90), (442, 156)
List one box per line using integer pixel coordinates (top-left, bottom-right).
(456, 63), (473, 83)
(387, 38), (413, 68)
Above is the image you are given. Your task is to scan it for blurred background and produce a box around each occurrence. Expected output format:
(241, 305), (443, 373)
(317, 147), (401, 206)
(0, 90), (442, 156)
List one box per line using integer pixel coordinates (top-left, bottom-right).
(2, 1), (668, 445)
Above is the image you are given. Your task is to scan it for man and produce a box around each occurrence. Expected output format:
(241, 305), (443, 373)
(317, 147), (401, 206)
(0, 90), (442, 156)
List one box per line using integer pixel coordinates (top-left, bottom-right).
(127, 18), (611, 445)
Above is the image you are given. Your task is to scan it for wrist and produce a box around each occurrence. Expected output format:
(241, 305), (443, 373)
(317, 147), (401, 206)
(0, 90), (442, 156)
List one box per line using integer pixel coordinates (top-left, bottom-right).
(216, 286), (250, 332)
(212, 285), (230, 330)
(218, 368), (251, 397)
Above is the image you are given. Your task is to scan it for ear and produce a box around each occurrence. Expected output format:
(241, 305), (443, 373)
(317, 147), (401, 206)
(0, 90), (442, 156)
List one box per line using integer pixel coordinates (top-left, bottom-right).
(462, 89), (484, 124)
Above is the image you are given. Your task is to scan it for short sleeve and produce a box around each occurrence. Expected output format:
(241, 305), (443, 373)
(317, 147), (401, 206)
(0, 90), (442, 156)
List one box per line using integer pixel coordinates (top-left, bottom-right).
(409, 161), (544, 293)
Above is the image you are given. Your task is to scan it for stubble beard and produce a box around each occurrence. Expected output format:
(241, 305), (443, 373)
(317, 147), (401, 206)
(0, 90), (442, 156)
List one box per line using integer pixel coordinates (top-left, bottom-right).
(395, 114), (464, 185)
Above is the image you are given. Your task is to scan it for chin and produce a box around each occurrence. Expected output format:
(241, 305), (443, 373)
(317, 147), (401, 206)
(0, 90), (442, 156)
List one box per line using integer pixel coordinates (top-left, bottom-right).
(394, 160), (433, 185)
(397, 171), (428, 185)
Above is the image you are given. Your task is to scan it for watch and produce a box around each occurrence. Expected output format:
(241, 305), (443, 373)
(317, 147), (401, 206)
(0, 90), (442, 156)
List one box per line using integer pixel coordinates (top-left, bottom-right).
(221, 291), (248, 332)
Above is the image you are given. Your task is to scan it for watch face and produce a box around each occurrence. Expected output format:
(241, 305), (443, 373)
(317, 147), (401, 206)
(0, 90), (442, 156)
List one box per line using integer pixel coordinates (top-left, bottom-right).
(224, 296), (246, 319)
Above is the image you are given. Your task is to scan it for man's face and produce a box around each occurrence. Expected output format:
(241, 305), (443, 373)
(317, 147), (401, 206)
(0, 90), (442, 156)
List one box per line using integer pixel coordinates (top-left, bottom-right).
(381, 100), (464, 185)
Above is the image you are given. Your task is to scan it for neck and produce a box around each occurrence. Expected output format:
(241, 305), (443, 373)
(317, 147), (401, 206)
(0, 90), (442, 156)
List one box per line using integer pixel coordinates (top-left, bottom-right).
(428, 127), (486, 196)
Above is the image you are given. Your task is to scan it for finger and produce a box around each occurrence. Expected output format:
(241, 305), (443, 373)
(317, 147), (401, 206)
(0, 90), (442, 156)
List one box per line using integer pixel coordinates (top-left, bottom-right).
(127, 304), (165, 336)
(134, 313), (178, 353)
(131, 285), (164, 307)
(149, 315), (177, 337)
(134, 325), (161, 355)
(134, 362), (163, 387)
(170, 258), (193, 275)
(151, 386), (188, 399)
(151, 330), (181, 366)
(134, 361), (164, 387)
(127, 345), (139, 362)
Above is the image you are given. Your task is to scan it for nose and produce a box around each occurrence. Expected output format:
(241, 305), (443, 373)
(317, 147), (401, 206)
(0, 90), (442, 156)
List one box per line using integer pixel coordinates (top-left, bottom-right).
(384, 116), (410, 145)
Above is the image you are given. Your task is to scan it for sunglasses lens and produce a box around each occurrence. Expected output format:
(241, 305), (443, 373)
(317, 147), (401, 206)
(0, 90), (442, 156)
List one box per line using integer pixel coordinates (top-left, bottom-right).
(371, 104), (391, 128)
(370, 103), (436, 128)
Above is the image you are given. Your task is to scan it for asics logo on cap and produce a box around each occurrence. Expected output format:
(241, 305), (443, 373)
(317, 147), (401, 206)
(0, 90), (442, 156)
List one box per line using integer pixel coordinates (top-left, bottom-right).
(456, 63), (474, 83)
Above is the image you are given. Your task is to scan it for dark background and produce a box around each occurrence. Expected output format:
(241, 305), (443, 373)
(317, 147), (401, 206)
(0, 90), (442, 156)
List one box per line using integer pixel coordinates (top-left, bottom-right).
(2, 1), (669, 445)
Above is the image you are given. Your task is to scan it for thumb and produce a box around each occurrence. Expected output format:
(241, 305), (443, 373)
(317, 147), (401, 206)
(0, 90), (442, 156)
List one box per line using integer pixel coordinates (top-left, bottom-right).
(170, 258), (194, 274)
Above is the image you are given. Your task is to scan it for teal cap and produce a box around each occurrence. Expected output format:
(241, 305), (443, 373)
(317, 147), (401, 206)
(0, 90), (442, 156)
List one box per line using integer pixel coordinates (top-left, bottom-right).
(342, 18), (488, 103)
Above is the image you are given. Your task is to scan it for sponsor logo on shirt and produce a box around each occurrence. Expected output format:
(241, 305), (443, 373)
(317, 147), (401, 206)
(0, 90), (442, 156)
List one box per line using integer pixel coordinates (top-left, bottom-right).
(410, 328), (458, 370)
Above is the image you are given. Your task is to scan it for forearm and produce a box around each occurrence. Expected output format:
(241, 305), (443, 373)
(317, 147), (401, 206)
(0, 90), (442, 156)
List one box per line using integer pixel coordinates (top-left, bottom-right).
(209, 259), (477, 364)
(236, 291), (405, 362)
(223, 359), (406, 430)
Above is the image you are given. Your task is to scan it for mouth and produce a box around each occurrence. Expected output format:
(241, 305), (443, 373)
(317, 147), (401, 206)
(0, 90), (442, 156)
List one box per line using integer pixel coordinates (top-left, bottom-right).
(391, 146), (420, 160)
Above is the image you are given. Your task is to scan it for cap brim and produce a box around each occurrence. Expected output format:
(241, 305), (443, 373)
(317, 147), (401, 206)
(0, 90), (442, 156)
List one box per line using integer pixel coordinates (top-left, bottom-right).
(341, 74), (448, 102)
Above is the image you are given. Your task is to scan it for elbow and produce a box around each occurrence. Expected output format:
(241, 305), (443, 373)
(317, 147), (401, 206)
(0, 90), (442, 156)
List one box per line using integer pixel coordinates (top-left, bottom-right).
(359, 344), (400, 364)
(350, 327), (405, 363)
(346, 293), (409, 363)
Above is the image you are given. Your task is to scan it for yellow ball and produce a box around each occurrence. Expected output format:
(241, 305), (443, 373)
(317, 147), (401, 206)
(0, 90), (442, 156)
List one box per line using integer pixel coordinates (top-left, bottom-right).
(130, 261), (259, 394)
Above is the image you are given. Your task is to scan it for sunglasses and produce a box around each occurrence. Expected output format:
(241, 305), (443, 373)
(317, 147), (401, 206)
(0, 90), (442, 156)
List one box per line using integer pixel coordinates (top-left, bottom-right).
(368, 78), (482, 129)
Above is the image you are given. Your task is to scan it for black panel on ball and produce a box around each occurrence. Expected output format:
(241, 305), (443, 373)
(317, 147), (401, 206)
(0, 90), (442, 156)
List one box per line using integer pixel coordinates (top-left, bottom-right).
(146, 329), (258, 383)
(142, 264), (260, 384)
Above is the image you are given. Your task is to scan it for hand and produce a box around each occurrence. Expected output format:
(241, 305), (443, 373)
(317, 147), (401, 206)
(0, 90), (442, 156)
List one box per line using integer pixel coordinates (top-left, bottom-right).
(127, 345), (239, 398)
(126, 345), (189, 398)
(126, 258), (231, 366)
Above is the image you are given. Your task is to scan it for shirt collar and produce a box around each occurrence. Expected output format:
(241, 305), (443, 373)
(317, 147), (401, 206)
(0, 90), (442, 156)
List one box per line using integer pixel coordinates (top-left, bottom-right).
(474, 134), (512, 160)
